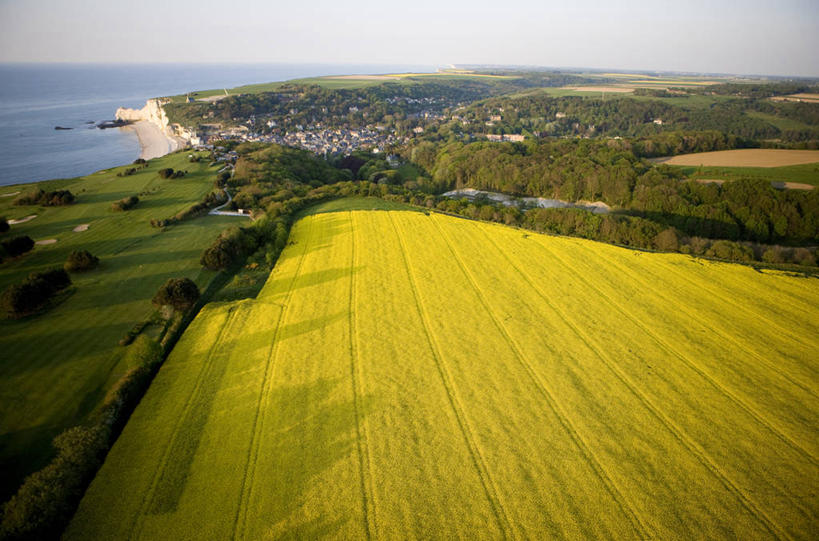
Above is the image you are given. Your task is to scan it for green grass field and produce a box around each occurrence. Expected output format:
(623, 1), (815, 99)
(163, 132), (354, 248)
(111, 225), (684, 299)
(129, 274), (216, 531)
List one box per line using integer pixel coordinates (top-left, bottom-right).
(68, 198), (818, 539)
(0, 152), (239, 499)
(672, 162), (819, 187)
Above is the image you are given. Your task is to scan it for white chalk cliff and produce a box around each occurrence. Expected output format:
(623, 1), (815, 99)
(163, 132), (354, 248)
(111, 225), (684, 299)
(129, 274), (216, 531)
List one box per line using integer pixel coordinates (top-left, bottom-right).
(116, 99), (197, 144)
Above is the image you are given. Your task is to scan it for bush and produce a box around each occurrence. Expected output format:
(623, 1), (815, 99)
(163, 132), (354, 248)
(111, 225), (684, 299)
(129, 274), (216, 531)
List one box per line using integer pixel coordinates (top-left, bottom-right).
(64, 250), (99, 272)
(14, 189), (74, 206)
(111, 195), (139, 211)
(158, 168), (185, 180)
(116, 167), (137, 177)
(200, 228), (251, 270)
(1, 268), (71, 318)
(0, 217), (8, 233)
(152, 277), (200, 311)
(133, 158), (146, 165)
(1, 236), (34, 258)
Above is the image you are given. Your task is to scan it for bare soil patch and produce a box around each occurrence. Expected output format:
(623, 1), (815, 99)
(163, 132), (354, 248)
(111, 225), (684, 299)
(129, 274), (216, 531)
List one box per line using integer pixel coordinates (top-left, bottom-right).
(73, 224), (90, 232)
(653, 149), (819, 168)
(694, 179), (726, 185)
(9, 215), (37, 224)
(0, 191), (20, 198)
(772, 182), (814, 191)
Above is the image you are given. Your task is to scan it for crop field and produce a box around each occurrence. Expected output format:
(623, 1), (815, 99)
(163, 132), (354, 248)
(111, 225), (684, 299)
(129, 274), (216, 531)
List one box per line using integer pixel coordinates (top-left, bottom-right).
(68, 199), (818, 539)
(672, 162), (819, 189)
(0, 152), (236, 499)
(653, 149), (819, 167)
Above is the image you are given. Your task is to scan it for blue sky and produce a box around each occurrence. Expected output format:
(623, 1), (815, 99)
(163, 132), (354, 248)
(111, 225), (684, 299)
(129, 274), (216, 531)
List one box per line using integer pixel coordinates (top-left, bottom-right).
(1, 0), (817, 76)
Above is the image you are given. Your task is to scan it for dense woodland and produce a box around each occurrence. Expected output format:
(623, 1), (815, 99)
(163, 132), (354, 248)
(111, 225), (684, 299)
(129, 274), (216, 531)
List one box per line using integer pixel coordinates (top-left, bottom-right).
(200, 140), (817, 270)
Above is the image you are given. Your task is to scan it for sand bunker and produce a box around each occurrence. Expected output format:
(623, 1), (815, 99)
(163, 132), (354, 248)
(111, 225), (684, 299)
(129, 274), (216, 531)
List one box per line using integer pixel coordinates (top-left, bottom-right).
(73, 223), (90, 232)
(35, 239), (57, 245)
(9, 215), (37, 224)
(0, 191), (20, 198)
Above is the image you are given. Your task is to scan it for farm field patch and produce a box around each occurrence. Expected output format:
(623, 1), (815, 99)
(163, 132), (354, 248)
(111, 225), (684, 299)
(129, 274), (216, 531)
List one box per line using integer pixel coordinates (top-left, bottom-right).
(68, 199), (819, 540)
(652, 149), (819, 167)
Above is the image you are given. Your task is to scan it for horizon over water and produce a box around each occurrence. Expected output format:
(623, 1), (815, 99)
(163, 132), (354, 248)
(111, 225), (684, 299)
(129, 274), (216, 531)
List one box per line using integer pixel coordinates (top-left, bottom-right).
(0, 63), (436, 187)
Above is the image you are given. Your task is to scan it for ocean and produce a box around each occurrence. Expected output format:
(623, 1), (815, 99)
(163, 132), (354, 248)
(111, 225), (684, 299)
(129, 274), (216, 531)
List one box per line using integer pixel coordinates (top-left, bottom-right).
(0, 63), (436, 187)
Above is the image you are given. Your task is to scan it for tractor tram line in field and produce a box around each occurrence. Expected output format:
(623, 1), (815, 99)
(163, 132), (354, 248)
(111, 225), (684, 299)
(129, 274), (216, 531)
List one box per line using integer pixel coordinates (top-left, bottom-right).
(470, 223), (791, 539)
(434, 219), (652, 539)
(65, 201), (819, 540)
(130, 306), (241, 541)
(347, 212), (379, 540)
(232, 215), (317, 541)
(525, 235), (817, 522)
(557, 239), (819, 469)
(387, 212), (516, 540)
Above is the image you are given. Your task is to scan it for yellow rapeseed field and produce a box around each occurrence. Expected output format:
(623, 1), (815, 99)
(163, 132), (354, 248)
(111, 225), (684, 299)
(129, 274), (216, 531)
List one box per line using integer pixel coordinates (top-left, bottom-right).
(67, 199), (819, 540)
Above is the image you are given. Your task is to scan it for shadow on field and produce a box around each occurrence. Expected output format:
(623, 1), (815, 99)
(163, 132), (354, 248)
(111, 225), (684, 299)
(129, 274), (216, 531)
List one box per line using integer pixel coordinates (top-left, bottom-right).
(252, 377), (374, 539)
(259, 267), (361, 299)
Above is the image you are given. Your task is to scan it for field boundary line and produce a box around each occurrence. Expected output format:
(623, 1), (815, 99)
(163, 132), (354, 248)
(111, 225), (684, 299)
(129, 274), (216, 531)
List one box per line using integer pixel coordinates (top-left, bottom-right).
(500, 232), (791, 540)
(231, 216), (317, 541)
(348, 211), (378, 540)
(129, 305), (239, 541)
(537, 238), (819, 472)
(387, 212), (514, 540)
(434, 217), (651, 539)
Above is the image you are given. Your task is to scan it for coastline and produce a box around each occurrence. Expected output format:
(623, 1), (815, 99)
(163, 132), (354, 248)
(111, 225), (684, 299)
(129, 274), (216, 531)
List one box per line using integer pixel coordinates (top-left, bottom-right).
(122, 120), (181, 160)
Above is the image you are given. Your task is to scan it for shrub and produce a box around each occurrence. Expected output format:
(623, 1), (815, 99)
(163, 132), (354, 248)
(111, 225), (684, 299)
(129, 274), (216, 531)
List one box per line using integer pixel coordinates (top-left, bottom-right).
(64, 250), (99, 272)
(116, 167), (137, 177)
(152, 277), (200, 311)
(158, 168), (175, 179)
(133, 158), (146, 165)
(1, 268), (71, 318)
(0, 217), (8, 233)
(200, 228), (251, 270)
(111, 195), (139, 212)
(14, 189), (74, 206)
(1, 235), (34, 258)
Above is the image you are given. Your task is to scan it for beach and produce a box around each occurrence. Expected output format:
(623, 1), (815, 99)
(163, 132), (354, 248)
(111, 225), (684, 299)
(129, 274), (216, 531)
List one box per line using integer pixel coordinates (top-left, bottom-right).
(124, 120), (180, 160)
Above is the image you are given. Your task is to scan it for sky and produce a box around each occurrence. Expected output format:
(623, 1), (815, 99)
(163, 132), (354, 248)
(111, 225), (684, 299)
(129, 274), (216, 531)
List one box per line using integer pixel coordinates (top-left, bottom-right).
(1, 0), (818, 77)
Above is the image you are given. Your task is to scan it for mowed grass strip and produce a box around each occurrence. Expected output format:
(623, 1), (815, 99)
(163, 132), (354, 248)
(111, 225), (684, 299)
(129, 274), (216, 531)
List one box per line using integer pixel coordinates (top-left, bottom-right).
(68, 199), (819, 539)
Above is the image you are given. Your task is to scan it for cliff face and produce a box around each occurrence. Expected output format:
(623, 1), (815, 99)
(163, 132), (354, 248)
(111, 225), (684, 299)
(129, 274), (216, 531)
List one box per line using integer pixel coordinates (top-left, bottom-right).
(116, 99), (195, 144)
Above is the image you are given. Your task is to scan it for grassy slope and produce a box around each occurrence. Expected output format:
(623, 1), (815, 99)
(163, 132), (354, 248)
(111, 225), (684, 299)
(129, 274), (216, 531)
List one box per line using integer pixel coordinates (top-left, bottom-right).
(68, 198), (818, 539)
(0, 152), (239, 500)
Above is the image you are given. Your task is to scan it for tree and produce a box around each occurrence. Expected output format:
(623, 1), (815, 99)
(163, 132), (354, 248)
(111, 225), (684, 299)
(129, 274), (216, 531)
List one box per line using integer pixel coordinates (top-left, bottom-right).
(2, 235), (35, 257)
(64, 250), (99, 272)
(0, 217), (8, 233)
(654, 228), (680, 252)
(152, 278), (200, 312)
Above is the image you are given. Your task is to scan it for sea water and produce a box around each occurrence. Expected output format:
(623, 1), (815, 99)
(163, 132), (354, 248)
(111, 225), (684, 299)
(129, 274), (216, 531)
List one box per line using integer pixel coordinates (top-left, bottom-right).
(0, 63), (435, 187)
